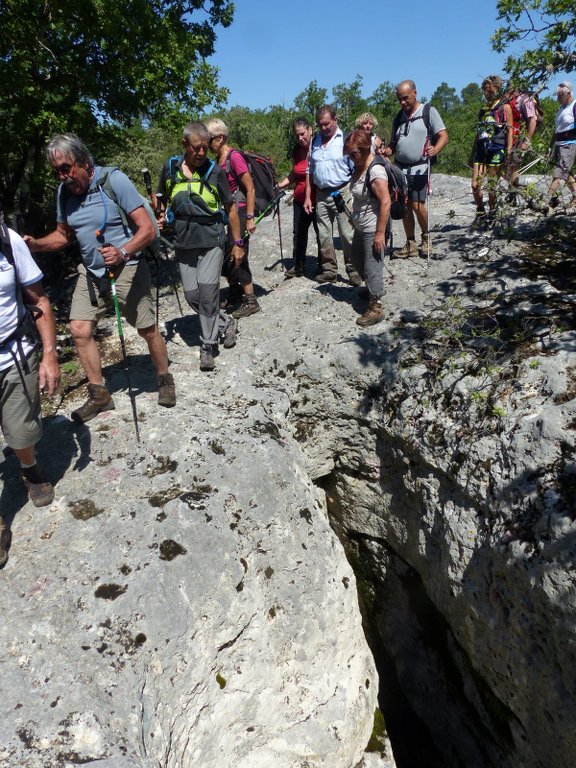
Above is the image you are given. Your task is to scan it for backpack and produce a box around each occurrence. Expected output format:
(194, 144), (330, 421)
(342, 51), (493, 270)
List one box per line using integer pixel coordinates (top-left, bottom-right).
(365, 157), (408, 220)
(391, 103), (439, 165)
(95, 167), (161, 262)
(225, 149), (277, 217)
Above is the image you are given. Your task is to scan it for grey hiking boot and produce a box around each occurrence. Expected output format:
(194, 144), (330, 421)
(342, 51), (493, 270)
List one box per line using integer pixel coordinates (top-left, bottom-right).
(0, 518), (11, 568)
(71, 383), (115, 423)
(157, 372), (176, 407)
(347, 270), (363, 287)
(221, 318), (238, 349)
(356, 297), (384, 327)
(200, 345), (216, 372)
(21, 464), (55, 508)
(315, 271), (338, 284)
(232, 296), (261, 319)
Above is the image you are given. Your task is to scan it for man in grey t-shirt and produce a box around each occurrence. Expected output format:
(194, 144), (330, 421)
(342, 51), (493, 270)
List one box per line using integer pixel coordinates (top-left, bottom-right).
(384, 80), (448, 258)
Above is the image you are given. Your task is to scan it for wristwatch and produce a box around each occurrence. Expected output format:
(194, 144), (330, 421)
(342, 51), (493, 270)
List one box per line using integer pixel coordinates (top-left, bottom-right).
(233, 239), (245, 246)
(120, 246), (130, 262)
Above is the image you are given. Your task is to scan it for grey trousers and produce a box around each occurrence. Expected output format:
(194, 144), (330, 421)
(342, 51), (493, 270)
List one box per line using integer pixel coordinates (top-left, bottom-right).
(350, 230), (384, 299)
(315, 186), (357, 277)
(177, 246), (229, 346)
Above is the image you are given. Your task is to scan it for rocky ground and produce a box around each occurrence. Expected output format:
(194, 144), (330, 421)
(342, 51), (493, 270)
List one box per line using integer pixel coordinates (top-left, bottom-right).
(1, 173), (576, 767)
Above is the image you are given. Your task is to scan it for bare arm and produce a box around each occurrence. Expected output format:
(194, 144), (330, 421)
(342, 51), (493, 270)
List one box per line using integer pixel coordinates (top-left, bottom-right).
(21, 281), (60, 396)
(238, 171), (256, 234)
(427, 129), (449, 157)
(370, 178), (391, 254)
(24, 222), (73, 253)
(226, 202), (245, 264)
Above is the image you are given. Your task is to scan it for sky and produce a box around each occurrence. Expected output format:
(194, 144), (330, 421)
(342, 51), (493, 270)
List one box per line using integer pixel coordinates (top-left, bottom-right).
(209, 0), (562, 110)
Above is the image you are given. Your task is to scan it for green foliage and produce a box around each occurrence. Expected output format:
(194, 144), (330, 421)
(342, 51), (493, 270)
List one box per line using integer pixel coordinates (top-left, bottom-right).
(0, 0), (234, 219)
(332, 74), (367, 128)
(293, 80), (328, 122)
(493, 1), (576, 86)
(430, 82), (461, 112)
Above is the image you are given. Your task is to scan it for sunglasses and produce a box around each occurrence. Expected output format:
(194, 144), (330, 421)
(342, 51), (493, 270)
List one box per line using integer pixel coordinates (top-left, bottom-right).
(51, 161), (77, 178)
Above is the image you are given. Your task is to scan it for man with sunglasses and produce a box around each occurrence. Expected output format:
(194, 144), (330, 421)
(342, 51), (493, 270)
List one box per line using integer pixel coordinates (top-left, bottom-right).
(24, 133), (175, 422)
(383, 80), (448, 258)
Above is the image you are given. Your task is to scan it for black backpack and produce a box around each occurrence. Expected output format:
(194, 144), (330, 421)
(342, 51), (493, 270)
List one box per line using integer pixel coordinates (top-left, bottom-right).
(365, 157), (408, 220)
(225, 149), (277, 217)
(391, 103), (439, 165)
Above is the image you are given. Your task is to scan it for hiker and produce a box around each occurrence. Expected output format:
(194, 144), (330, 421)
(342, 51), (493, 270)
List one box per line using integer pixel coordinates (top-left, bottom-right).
(276, 117), (321, 278)
(545, 81), (576, 210)
(304, 105), (362, 286)
(383, 80), (448, 257)
(25, 133), (176, 420)
(354, 113), (384, 155)
(470, 76), (514, 216)
(343, 130), (391, 326)
(157, 121), (242, 372)
(204, 118), (260, 318)
(506, 86), (540, 187)
(0, 226), (60, 515)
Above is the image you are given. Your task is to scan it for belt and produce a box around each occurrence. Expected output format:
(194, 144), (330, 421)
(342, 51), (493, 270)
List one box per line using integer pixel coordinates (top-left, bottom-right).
(321, 181), (348, 192)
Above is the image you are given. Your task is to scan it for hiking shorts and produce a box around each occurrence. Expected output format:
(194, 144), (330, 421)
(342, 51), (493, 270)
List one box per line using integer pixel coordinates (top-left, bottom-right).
(403, 171), (428, 203)
(474, 142), (506, 168)
(552, 143), (576, 180)
(0, 348), (42, 450)
(70, 261), (156, 329)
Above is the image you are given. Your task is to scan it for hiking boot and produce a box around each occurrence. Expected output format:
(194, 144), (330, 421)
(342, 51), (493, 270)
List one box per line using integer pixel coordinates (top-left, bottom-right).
(199, 345), (216, 372)
(232, 296), (261, 319)
(157, 372), (176, 407)
(347, 271), (363, 287)
(549, 196), (560, 209)
(420, 232), (432, 252)
(356, 297), (384, 327)
(71, 383), (115, 423)
(315, 271), (338, 284)
(395, 239), (418, 258)
(21, 464), (55, 508)
(221, 318), (238, 349)
(0, 519), (11, 568)
(284, 266), (304, 279)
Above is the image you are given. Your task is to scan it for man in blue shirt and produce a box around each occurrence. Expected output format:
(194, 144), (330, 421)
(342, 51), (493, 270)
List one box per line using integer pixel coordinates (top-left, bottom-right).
(25, 134), (176, 422)
(305, 105), (361, 285)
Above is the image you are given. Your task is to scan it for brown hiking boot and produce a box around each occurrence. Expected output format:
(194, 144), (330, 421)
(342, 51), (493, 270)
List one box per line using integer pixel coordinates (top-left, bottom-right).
(421, 232), (432, 253)
(395, 239), (418, 258)
(0, 518), (11, 568)
(356, 297), (384, 327)
(157, 372), (176, 407)
(232, 296), (261, 319)
(71, 383), (115, 423)
(21, 464), (55, 508)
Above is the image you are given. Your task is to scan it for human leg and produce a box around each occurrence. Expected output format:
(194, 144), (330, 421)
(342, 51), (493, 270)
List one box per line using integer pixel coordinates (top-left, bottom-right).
(336, 187), (361, 284)
(1, 352), (55, 506)
(315, 188), (338, 279)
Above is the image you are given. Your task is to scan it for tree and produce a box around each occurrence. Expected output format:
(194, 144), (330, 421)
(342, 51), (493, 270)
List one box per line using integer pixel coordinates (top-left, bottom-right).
(493, 0), (576, 87)
(460, 83), (483, 105)
(430, 82), (460, 112)
(293, 81), (328, 121)
(0, 0), (234, 220)
(331, 75), (366, 128)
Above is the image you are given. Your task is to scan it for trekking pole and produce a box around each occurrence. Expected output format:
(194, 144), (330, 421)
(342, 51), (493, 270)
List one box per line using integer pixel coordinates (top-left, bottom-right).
(107, 267), (141, 444)
(151, 187), (184, 318)
(142, 168), (161, 324)
(426, 156), (432, 269)
(330, 191), (395, 279)
(275, 197), (285, 270)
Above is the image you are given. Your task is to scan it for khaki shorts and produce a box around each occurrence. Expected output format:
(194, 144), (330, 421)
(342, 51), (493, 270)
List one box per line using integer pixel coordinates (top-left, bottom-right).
(70, 261), (156, 329)
(0, 349), (42, 450)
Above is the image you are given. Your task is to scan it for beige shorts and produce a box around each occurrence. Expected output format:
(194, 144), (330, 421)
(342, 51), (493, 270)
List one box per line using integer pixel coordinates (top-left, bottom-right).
(0, 349), (42, 450)
(70, 261), (156, 328)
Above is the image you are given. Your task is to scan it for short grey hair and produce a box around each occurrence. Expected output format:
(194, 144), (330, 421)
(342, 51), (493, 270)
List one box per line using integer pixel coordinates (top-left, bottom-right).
(183, 121), (211, 144)
(557, 81), (573, 96)
(46, 133), (94, 167)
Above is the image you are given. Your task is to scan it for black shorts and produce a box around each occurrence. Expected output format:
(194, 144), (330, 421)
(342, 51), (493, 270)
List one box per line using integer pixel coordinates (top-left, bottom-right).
(474, 141), (506, 167)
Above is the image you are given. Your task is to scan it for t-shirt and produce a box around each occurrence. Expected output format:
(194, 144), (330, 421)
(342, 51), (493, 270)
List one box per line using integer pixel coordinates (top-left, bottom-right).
(221, 149), (250, 205)
(0, 228), (42, 371)
(350, 163), (388, 233)
(554, 100), (576, 145)
(393, 105), (446, 172)
(308, 128), (353, 189)
(57, 167), (145, 277)
(292, 145), (310, 205)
